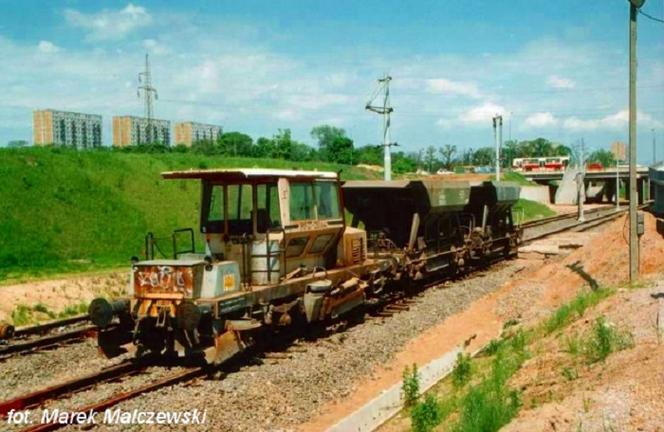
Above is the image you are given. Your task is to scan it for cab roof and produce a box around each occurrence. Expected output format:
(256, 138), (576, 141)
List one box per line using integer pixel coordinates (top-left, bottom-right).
(161, 168), (338, 181)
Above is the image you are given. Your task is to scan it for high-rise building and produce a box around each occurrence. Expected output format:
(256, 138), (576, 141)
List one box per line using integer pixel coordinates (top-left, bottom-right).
(174, 122), (223, 146)
(112, 115), (171, 147)
(33, 109), (102, 148)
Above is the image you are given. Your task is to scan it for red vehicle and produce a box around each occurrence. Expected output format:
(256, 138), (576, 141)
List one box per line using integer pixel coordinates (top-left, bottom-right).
(512, 156), (569, 172)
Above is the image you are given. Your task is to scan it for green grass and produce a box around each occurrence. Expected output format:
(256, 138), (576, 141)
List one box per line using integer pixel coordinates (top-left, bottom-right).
(564, 316), (634, 364)
(0, 147), (380, 281)
(452, 353), (473, 388)
(513, 198), (556, 223)
(544, 288), (614, 334)
(8, 301), (88, 326)
(493, 171), (537, 186)
(411, 394), (444, 432)
(402, 363), (420, 407)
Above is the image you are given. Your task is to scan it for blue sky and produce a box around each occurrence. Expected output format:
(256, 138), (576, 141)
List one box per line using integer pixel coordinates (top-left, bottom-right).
(0, 0), (663, 162)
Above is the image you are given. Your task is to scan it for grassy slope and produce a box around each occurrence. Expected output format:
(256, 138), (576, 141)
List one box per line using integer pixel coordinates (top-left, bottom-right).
(513, 198), (557, 223)
(494, 171), (538, 186)
(0, 147), (379, 280)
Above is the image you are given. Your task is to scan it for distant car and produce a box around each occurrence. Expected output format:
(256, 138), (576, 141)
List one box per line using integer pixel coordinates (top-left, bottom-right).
(436, 169), (453, 175)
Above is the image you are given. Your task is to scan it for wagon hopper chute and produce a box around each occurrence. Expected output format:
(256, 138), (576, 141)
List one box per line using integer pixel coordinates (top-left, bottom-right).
(463, 181), (521, 261)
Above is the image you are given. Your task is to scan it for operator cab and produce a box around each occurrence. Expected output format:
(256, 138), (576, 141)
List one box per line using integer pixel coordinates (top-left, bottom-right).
(162, 168), (346, 287)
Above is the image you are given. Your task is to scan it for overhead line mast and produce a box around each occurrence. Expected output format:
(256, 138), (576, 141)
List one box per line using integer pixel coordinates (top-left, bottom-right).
(366, 75), (396, 181)
(137, 53), (158, 143)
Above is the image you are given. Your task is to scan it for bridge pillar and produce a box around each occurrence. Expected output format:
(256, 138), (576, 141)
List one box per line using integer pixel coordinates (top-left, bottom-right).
(637, 177), (644, 205)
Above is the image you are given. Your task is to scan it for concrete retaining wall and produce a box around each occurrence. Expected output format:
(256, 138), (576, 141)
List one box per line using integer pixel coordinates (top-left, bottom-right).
(519, 185), (551, 204)
(328, 347), (462, 432)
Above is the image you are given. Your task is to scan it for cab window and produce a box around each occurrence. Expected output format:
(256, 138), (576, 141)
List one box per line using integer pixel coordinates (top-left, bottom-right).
(314, 180), (341, 219)
(289, 182), (315, 220)
(289, 180), (341, 221)
(256, 183), (281, 233)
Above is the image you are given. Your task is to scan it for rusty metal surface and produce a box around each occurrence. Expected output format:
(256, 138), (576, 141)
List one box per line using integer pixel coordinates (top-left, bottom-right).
(0, 325), (100, 358)
(12, 315), (89, 338)
(0, 361), (142, 417)
(133, 263), (202, 297)
(19, 368), (205, 432)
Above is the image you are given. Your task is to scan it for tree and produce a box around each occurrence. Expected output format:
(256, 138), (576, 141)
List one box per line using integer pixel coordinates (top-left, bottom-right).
(472, 147), (494, 166)
(438, 144), (457, 170)
(311, 125), (347, 162)
(392, 152), (418, 174)
(460, 147), (474, 165)
(326, 136), (354, 164)
(587, 149), (615, 168)
(254, 137), (275, 158)
(217, 132), (253, 156)
(423, 146), (438, 173)
(272, 129), (293, 159)
(355, 145), (383, 166)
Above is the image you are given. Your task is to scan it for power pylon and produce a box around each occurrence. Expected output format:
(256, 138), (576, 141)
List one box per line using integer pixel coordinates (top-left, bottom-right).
(137, 53), (158, 143)
(366, 75), (396, 181)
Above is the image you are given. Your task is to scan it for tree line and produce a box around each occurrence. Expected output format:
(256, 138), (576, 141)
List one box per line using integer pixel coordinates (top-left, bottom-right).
(37, 124), (616, 172)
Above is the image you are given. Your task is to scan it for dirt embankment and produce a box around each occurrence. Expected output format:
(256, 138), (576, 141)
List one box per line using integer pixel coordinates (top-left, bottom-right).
(0, 272), (127, 324)
(504, 284), (664, 432)
(306, 213), (664, 431)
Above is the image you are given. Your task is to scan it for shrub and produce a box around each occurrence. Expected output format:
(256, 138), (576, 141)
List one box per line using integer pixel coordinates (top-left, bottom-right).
(544, 288), (613, 334)
(454, 375), (521, 432)
(452, 353), (472, 388)
(482, 338), (504, 356)
(33, 303), (56, 318)
(561, 367), (578, 381)
(402, 364), (420, 407)
(11, 305), (32, 326)
(58, 302), (89, 318)
(583, 316), (634, 364)
(411, 395), (443, 432)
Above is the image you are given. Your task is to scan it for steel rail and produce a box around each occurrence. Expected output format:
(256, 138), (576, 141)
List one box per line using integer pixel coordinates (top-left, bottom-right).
(0, 326), (102, 358)
(19, 368), (206, 432)
(521, 205), (646, 244)
(0, 361), (143, 417)
(12, 315), (89, 339)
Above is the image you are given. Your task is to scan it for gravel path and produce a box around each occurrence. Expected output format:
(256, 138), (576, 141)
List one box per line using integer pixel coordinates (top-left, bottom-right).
(66, 260), (525, 432)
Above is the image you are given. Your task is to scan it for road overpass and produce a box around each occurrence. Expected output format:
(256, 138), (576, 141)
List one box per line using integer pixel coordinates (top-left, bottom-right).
(521, 167), (651, 204)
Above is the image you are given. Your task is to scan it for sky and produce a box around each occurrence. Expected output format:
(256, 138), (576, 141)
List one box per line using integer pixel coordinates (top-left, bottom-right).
(0, 0), (663, 162)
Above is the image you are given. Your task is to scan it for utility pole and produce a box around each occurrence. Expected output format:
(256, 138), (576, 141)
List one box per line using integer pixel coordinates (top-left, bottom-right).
(577, 138), (586, 222)
(366, 75), (395, 181)
(492, 115), (503, 181)
(628, 0), (645, 283)
(138, 53), (158, 144)
(653, 128), (657, 164)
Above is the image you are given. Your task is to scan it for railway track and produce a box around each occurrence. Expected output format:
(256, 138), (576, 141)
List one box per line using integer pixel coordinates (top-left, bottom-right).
(0, 315), (103, 359)
(522, 204), (647, 244)
(0, 205), (637, 431)
(14, 366), (205, 432)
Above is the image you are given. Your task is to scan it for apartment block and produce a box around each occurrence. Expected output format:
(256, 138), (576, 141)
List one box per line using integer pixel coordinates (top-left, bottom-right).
(113, 116), (171, 147)
(174, 122), (223, 146)
(33, 109), (102, 148)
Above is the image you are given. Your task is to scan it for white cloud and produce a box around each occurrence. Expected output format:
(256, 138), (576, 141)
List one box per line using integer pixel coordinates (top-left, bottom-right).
(546, 74), (575, 89)
(426, 78), (482, 99)
(64, 3), (152, 41)
(562, 110), (662, 131)
(142, 39), (169, 55)
(458, 102), (506, 125)
(37, 40), (60, 53)
(524, 112), (558, 128)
